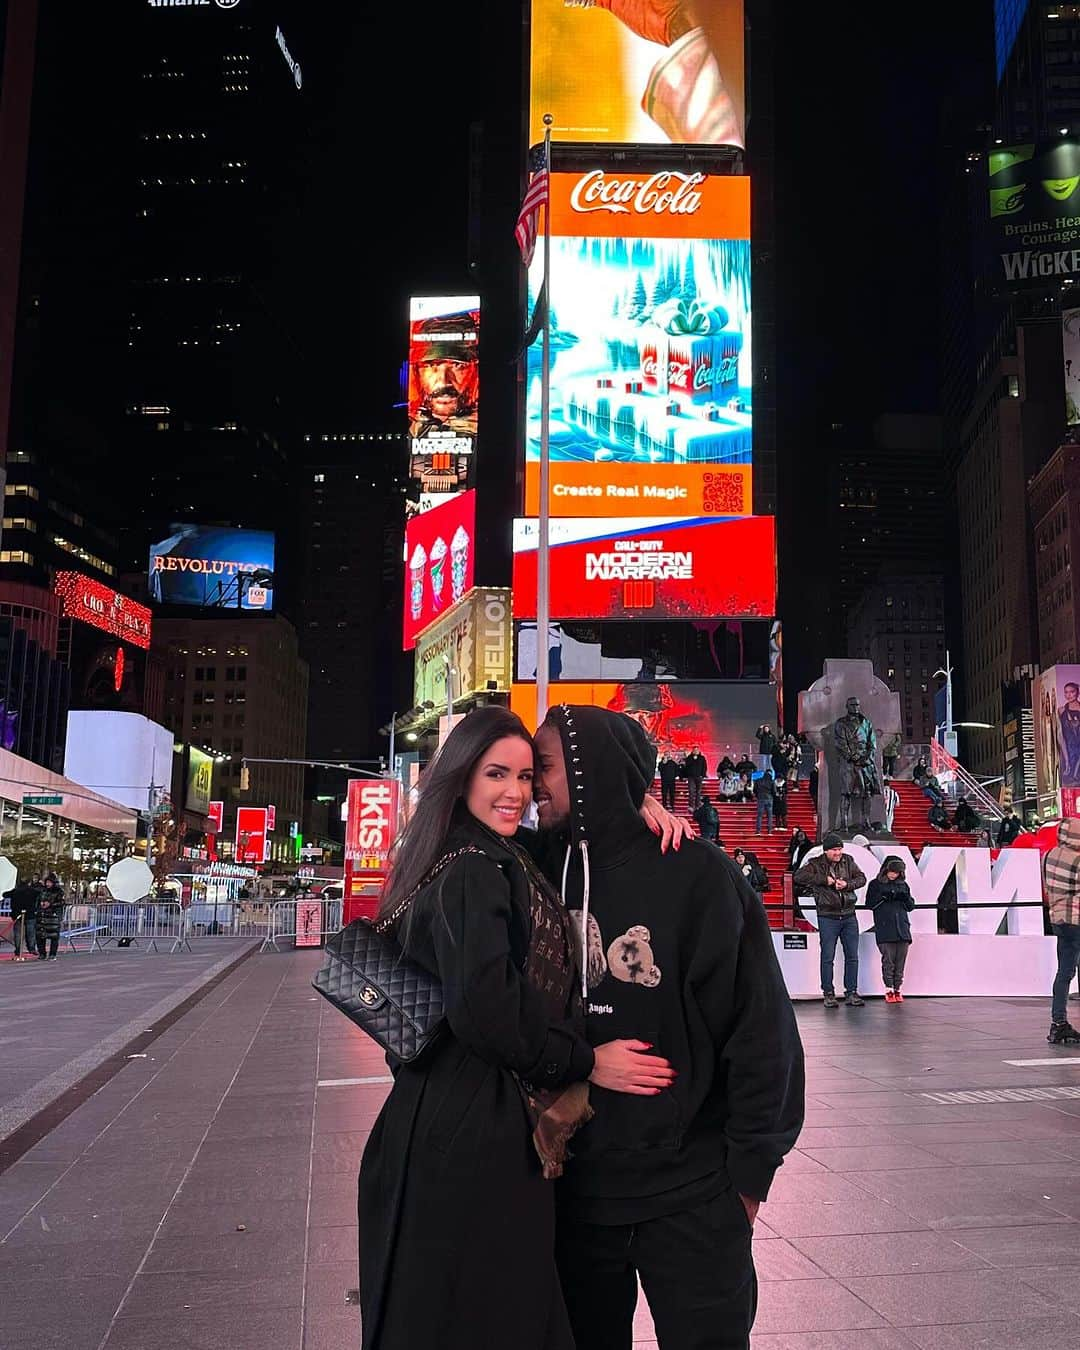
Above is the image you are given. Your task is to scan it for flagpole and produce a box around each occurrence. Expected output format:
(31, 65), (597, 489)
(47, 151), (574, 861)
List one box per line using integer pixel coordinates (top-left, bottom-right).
(536, 115), (553, 726)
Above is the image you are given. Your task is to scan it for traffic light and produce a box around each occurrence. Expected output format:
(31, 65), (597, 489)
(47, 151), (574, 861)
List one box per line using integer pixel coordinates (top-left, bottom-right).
(240, 764), (251, 791)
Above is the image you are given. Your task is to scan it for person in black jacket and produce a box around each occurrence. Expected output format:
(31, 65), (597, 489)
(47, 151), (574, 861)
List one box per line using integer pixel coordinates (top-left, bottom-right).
(658, 751), (680, 813)
(683, 745), (707, 813)
(358, 707), (675, 1350)
(866, 856), (916, 1003)
(997, 806), (1023, 846)
(953, 796), (978, 833)
(732, 847), (769, 894)
(692, 794), (720, 843)
(4, 877), (41, 961)
(788, 827), (813, 871)
(534, 706), (804, 1350)
(36, 875), (65, 961)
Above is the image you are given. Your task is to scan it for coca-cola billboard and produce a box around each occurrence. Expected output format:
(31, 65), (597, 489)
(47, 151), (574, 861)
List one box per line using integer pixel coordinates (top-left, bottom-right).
(524, 173), (751, 517)
(530, 1), (745, 151)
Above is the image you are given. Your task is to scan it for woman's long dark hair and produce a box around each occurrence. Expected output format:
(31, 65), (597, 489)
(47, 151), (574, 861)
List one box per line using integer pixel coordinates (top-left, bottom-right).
(377, 705), (535, 923)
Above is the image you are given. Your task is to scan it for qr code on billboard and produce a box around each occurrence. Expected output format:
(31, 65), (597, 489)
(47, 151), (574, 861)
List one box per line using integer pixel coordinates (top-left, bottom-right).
(701, 472), (745, 515)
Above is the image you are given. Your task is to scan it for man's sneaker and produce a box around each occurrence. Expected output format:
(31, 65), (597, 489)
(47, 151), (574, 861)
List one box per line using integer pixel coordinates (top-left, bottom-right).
(884, 990), (898, 1003)
(823, 992), (839, 1009)
(845, 993), (865, 1007)
(893, 991), (904, 1003)
(1047, 1021), (1080, 1045)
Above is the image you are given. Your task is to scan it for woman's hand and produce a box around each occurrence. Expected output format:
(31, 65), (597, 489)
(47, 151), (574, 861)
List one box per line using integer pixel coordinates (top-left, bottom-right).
(640, 794), (695, 852)
(590, 1040), (676, 1095)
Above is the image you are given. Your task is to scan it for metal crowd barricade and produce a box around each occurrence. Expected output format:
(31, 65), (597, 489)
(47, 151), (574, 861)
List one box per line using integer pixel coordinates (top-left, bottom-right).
(261, 897), (344, 953)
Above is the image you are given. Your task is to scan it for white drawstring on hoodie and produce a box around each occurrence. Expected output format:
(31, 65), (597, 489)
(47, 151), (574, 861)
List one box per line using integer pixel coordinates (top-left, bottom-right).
(562, 838), (592, 1000)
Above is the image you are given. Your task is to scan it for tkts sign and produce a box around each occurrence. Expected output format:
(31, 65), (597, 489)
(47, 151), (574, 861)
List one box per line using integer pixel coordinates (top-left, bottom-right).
(549, 171), (749, 240)
(345, 780), (401, 870)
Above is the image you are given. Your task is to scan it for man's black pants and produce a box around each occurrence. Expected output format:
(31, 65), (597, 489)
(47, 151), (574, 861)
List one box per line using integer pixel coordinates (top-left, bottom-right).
(661, 783), (676, 812)
(555, 1190), (757, 1350)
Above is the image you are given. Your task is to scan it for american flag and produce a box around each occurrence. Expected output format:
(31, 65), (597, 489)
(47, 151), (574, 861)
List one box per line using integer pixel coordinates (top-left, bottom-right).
(514, 152), (549, 267)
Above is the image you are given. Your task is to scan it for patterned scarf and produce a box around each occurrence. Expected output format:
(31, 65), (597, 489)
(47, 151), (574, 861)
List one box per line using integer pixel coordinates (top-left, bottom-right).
(510, 843), (594, 1179)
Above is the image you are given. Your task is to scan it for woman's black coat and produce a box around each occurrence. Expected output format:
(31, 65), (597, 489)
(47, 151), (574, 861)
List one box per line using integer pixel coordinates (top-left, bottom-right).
(358, 818), (593, 1350)
(37, 886), (65, 938)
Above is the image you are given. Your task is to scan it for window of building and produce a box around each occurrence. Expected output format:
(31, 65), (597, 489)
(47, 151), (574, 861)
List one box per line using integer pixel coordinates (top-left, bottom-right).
(0, 550), (34, 564)
(4, 484), (38, 500)
(2, 517), (36, 532)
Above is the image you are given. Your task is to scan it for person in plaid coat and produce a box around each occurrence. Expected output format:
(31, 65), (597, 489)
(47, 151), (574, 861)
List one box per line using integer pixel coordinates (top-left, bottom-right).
(1043, 818), (1080, 1044)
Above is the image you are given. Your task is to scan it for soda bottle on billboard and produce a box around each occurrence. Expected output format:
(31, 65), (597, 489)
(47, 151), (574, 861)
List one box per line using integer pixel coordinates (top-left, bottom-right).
(429, 536), (448, 611)
(409, 543), (427, 621)
(450, 525), (470, 603)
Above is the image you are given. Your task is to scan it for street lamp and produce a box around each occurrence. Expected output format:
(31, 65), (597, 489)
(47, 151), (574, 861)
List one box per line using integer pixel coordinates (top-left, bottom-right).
(932, 651), (956, 756)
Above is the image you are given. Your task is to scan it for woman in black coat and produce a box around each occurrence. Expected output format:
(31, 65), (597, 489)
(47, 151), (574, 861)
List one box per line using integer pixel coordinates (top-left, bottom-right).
(358, 707), (674, 1350)
(36, 875), (65, 960)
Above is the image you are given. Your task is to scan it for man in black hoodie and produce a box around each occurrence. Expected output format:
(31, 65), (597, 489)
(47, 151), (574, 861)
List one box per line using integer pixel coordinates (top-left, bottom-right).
(533, 705), (804, 1350)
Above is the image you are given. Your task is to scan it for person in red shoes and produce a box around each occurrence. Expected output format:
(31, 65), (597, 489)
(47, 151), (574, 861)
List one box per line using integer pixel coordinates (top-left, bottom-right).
(866, 857), (915, 1003)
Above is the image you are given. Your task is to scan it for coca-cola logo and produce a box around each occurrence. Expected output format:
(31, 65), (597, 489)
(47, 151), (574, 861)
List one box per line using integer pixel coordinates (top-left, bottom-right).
(569, 170), (706, 217)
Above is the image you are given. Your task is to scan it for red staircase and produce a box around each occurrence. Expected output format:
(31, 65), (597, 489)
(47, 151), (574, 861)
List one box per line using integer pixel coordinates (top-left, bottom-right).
(653, 777), (982, 931)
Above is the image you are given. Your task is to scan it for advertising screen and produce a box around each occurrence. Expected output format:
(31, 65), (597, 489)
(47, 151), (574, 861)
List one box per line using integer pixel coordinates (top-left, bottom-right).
(1033, 664), (1080, 818)
(525, 173), (751, 516)
(235, 806), (269, 865)
(186, 747), (214, 815)
(515, 618), (771, 682)
(54, 573), (151, 650)
(64, 711), (174, 813)
(989, 141), (1080, 285)
(148, 526), (275, 610)
(530, 0), (745, 150)
(403, 490), (476, 649)
(345, 779), (401, 870)
(408, 295), (480, 499)
(414, 588), (512, 712)
(1065, 308), (1080, 426)
(512, 515), (775, 621)
(510, 679), (776, 768)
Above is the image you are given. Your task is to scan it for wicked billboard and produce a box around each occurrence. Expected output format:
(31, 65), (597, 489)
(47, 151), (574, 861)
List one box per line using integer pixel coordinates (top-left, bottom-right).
(989, 140), (1080, 285)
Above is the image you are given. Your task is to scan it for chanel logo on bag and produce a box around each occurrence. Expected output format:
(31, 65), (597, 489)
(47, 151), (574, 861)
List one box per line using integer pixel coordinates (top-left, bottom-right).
(360, 986), (379, 1006)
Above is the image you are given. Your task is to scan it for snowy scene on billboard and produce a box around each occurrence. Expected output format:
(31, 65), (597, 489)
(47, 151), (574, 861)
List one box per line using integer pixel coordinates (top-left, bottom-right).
(512, 516), (775, 620)
(408, 295), (479, 500)
(525, 175), (751, 500)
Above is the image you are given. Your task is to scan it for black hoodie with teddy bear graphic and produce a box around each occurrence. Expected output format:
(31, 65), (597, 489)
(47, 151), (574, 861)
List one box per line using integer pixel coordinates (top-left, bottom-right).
(538, 705), (804, 1224)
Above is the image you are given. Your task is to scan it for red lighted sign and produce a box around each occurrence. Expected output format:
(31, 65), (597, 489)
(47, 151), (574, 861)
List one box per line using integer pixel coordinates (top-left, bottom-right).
(403, 490), (476, 649)
(54, 572), (152, 650)
(512, 515), (776, 620)
(207, 801), (224, 833)
(235, 806), (268, 865)
(345, 779), (401, 869)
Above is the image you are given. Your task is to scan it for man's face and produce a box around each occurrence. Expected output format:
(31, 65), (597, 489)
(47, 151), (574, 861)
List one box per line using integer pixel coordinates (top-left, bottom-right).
(534, 723), (571, 832)
(416, 356), (478, 421)
(846, 698), (860, 716)
(825, 846), (844, 863)
(1067, 684), (1079, 701)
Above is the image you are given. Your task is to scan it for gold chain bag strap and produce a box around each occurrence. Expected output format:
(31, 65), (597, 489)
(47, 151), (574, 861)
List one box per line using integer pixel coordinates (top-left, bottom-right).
(311, 846), (487, 1063)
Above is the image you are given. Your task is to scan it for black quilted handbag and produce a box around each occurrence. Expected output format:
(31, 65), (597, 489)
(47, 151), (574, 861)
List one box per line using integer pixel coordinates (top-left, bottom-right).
(311, 847), (485, 1063)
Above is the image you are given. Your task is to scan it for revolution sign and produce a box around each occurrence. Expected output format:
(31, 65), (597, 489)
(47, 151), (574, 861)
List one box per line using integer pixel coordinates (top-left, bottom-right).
(512, 516), (775, 621)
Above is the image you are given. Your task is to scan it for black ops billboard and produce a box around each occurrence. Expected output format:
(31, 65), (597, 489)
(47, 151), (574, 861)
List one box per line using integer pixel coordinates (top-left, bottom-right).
(990, 141), (1080, 285)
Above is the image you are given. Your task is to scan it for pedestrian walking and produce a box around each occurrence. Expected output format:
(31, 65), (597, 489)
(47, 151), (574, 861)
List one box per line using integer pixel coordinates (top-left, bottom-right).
(997, 806), (1023, 846)
(3, 876), (41, 961)
(866, 856), (915, 1003)
(881, 732), (901, 779)
(683, 745), (707, 813)
(1042, 818), (1080, 1045)
(534, 706), (803, 1350)
(756, 723), (778, 772)
(658, 751), (680, 813)
(357, 706), (676, 1350)
(36, 875), (65, 961)
(794, 833), (868, 1008)
(753, 769), (776, 834)
(773, 776), (789, 829)
(882, 780), (900, 833)
(692, 793), (720, 844)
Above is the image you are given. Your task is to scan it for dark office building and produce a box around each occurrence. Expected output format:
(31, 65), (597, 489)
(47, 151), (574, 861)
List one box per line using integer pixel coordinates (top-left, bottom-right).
(0, 612), (68, 771)
(298, 434), (411, 761)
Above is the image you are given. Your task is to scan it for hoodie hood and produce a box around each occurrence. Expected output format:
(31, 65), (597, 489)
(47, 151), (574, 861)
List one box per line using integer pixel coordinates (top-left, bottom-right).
(544, 704), (656, 865)
(876, 855), (907, 881)
(1058, 818), (1080, 850)
(543, 704), (657, 998)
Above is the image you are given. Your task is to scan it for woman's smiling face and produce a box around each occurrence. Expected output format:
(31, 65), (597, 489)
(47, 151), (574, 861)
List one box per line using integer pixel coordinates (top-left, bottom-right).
(464, 735), (534, 836)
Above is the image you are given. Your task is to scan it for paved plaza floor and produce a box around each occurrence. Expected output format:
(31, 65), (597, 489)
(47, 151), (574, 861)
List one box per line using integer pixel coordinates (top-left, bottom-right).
(3, 952), (1080, 1348)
